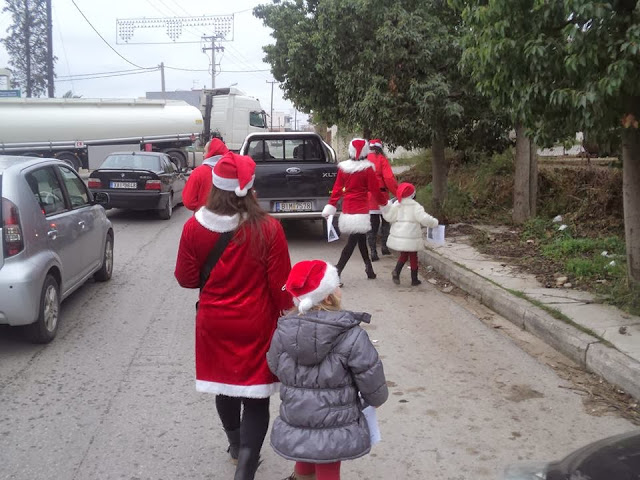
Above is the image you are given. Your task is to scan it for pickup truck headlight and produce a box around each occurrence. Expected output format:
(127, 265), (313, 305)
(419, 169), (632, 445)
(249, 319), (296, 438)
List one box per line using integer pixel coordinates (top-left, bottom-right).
(503, 462), (549, 480)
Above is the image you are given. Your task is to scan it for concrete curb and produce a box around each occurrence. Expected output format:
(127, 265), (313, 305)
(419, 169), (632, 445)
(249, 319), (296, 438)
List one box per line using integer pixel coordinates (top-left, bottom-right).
(419, 248), (640, 401)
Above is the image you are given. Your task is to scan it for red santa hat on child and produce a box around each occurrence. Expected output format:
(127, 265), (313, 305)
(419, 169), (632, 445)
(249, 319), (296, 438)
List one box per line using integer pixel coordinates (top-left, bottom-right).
(212, 152), (256, 197)
(369, 138), (383, 149)
(396, 182), (416, 200)
(285, 260), (341, 314)
(348, 138), (370, 160)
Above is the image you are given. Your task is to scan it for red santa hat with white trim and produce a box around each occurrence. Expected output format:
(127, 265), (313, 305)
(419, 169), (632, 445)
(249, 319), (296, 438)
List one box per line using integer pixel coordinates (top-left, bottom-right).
(369, 138), (383, 149)
(396, 182), (416, 200)
(212, 152), (256, 197)
(285, 260), (341, 313)
(348, 138), (370, 160)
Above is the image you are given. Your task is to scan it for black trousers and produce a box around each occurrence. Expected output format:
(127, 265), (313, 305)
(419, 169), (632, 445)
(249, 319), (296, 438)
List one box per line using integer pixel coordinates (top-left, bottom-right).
(215, 395), (270, 452)
(370, 214), (390, 240)
(337, 233), (370, 272)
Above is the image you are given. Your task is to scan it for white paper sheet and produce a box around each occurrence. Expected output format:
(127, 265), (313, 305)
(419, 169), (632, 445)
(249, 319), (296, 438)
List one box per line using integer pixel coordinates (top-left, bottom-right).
(426, 225), (446, 245)
(362, 406), (381, 445)
(327, 215), (339, 242)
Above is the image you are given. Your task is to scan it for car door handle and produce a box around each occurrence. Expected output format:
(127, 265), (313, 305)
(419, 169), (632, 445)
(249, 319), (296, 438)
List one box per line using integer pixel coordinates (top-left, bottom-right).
(47, 229), (58, 240)
(78, 220), (86, 229)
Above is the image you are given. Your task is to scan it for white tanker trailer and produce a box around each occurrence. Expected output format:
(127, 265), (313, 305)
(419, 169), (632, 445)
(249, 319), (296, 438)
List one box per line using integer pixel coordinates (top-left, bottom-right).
(0, 98), (203, 170)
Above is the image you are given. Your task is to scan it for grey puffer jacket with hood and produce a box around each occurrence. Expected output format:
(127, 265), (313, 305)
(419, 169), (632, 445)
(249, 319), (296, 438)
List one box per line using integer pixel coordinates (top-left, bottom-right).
(267, 309), (388, 463)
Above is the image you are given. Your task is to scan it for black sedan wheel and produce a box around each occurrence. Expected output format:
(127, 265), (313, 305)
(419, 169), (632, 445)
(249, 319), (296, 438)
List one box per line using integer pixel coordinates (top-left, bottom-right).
(158, 194), (173, 220)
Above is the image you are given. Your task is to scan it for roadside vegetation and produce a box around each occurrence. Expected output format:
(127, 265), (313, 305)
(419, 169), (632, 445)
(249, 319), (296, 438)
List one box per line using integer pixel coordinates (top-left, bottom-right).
(399, 151), (640, 315)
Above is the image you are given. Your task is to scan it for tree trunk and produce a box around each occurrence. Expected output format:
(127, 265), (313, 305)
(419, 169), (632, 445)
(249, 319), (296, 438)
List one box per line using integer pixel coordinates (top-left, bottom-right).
(431, 130), (447, 218)
(363, 127), (372, 140)
(513, 124), (535, 224)
(529, 139), (538, 217)
(622, 126), (640, 284)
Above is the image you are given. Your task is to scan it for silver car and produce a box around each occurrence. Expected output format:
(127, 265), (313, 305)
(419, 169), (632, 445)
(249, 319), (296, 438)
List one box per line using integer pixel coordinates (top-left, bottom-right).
(0, 156), (114, 343)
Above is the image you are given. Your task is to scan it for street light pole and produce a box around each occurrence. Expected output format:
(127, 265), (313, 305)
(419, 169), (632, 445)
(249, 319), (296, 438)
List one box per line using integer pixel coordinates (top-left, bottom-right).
(46, 0), (54, 97)
(266, 80), (277, 131)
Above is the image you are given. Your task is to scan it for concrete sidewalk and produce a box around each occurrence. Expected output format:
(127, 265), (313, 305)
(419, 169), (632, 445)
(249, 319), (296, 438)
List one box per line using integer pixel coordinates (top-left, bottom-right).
(418, 225), (640, 400)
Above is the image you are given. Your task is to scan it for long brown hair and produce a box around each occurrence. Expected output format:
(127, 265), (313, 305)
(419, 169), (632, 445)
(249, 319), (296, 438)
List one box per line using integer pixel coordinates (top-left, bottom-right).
(205, 186), (271, 255)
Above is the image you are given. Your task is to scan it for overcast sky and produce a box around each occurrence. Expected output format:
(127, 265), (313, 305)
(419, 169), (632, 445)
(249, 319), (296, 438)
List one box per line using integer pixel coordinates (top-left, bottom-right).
(0, 0), (303, 120)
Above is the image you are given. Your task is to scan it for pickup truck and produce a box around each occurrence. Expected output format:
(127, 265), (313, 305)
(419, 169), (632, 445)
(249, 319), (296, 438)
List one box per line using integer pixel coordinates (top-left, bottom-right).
(239, 132), (339, 220)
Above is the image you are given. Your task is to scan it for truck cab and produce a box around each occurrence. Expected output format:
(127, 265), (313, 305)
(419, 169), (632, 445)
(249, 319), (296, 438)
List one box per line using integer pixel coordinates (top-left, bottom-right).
(239, 132), (338, 219)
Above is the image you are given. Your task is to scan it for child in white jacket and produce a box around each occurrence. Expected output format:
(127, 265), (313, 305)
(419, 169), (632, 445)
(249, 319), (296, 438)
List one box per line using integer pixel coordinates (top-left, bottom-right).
(382, 182), (438, 285)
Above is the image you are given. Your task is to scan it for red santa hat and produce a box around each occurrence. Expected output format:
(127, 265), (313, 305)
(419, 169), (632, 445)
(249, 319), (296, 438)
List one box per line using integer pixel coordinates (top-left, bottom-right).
(285, 260), (340, 313)
(369, 138), (383, 149)
(212, 152), (256, 197)
(348, 138), (370, 160)
(396, 182), (416, 200)
(205, 138), (229, 159)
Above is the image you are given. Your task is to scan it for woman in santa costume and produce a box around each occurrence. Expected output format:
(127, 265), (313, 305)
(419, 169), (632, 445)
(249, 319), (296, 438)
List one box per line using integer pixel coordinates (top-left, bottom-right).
(366, 139), (398, 261)
(182, 137), (229, 211)
(322, 138), (389, 282)
(175, 152), (293, 480)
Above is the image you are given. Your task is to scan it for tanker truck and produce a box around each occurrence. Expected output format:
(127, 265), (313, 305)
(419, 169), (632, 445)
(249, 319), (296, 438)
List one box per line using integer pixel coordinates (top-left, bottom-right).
(0, 98), (203, 170)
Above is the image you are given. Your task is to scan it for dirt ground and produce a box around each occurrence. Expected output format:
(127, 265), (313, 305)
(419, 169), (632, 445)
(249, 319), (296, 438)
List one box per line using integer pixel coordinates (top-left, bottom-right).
(423, 225), (640, 426)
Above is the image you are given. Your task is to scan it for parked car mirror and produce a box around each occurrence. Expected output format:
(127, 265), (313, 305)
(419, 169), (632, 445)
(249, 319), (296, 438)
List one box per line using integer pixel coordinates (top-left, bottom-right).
(93, 192), (110, 206)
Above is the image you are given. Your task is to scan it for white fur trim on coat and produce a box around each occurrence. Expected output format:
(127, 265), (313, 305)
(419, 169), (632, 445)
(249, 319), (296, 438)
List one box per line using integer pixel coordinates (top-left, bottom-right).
(338, 160), (375, 174)
(338, 213), (371, 234)
(196, 379), (279, 398)
(293, 263), (340, 313)
(195, 208), (241, 233)
(322, 204), (337, 217)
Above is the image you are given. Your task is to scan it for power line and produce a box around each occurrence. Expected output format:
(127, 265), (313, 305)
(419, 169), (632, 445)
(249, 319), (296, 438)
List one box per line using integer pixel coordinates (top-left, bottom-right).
(57, 69), (159, 82)
(57, 68), (151, 79)
(70, 0), (154, 70)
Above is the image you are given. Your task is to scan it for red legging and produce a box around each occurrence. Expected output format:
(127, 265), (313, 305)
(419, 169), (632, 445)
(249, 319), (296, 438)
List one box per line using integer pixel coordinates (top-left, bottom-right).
(398, 251), (419, 270)
(295, 461), (341, 480)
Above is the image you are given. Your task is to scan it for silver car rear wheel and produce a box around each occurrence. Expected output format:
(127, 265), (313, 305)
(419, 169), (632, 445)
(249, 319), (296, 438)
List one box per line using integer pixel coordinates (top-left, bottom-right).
(26, 274), (60, 344)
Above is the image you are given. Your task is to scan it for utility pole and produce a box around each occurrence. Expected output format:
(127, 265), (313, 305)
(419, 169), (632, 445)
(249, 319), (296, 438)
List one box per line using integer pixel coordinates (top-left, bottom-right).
(159, 62), (165, 97)
(266, 80), (277, 131)
(46, 0), (54, 97)
(202, 35), (224, 89)
(294, 110), (297, 131)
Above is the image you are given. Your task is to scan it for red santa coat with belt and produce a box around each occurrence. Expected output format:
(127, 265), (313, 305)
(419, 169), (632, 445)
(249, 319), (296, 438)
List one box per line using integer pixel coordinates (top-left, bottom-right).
(182, 140), (229, 211)
(367, 151), (398, 213)
(174, 208), (292, 397)
(322, 160), (388, 234)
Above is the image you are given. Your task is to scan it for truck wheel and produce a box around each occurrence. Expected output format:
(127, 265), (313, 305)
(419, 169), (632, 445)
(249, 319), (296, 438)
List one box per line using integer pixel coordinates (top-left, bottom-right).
(165, 149), (187, 169)
(56, 152), (81, 171)
(158, 194), (173, 220)
(25, 274), (60, 344)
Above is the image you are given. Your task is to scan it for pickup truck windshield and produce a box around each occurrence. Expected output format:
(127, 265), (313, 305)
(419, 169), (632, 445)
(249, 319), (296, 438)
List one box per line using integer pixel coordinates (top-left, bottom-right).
(248, 138), (324, 162)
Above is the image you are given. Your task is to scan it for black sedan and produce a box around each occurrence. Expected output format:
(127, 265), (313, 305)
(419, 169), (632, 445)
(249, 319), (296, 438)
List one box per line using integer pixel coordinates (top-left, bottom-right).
(505, 430), (640, 479)
(88, 151), (187, 219)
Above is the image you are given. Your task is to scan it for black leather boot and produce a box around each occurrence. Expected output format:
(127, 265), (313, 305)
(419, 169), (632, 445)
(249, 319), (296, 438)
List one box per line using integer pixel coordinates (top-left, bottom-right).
(234, 446), (261, 480)
(225, 429), (240, 464)
(365, 261), (377, 279)
(392, 261), (405, 285)
(367, 231), (379, 261)
(411, 269), (422, 286)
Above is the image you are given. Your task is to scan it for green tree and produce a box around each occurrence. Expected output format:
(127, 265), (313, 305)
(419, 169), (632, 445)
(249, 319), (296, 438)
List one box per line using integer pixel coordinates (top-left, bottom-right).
(255, 0), (505, 216)
(455, 0), (640, 284)
(1, 0), (53, 97)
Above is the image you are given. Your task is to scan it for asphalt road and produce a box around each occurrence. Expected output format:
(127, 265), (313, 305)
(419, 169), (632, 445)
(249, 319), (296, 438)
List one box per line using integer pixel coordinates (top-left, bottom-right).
(0, 206), (635, 480)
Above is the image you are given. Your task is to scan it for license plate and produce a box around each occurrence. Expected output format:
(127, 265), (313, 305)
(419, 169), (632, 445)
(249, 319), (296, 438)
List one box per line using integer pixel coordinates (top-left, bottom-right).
(110, 181), (137, 189)
(275, 201), (313, 212)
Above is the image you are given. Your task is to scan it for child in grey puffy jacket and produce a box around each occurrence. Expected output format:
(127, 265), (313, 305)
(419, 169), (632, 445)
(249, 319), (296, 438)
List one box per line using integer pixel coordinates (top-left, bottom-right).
(267, 260), (389, 480)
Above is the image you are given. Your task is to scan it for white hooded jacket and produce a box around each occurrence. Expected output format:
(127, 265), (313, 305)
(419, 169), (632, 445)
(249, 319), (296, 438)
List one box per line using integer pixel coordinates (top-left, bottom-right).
(382, 197), (438, 252)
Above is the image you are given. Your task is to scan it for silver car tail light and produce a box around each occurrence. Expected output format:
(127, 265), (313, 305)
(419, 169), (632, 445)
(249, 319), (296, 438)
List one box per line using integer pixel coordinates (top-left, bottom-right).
(2, 197), (24, 257)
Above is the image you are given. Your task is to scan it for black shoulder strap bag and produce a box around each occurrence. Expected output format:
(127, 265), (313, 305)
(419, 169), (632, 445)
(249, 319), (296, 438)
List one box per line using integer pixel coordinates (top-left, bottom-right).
(196, 231), (233, 310)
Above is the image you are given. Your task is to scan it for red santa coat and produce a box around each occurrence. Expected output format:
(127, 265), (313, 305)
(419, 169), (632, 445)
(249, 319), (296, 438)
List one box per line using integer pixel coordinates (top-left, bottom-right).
(322, 160), (388, 234)
(174, 208), (292, 397)
(367, 151), (398, 213)
(182, 140), (229, 211)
